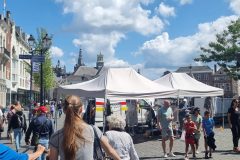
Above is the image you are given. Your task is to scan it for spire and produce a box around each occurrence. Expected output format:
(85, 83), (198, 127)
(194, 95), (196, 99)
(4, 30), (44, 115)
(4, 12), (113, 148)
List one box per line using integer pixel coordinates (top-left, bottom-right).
(78, 48), (84, 66)
(96, 52), (104, 70)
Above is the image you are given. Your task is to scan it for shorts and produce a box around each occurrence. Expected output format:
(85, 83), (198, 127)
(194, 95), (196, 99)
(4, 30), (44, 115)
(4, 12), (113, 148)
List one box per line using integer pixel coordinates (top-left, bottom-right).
(161, 128), (174, 139)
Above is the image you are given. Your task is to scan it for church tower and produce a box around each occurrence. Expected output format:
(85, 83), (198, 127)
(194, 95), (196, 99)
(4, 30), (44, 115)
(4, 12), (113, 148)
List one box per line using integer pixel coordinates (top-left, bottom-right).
(96, 52), (104, 70)
(74, 48), (85, 72)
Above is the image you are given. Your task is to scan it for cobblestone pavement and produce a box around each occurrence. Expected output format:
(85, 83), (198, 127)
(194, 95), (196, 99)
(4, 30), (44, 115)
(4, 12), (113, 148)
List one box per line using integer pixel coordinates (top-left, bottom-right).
(1, 113), (240, 160)
(133, 127), (240, 160)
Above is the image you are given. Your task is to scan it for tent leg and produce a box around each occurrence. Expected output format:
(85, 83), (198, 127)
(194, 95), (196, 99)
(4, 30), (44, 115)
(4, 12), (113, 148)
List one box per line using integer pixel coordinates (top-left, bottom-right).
(103, 96), (107, 133)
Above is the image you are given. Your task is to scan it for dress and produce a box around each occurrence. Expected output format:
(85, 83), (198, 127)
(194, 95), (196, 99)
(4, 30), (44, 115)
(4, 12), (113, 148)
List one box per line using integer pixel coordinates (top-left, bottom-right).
(185, 121), (195, 144)
(105, 130), (139, 160)
(49, 124), (96, 160)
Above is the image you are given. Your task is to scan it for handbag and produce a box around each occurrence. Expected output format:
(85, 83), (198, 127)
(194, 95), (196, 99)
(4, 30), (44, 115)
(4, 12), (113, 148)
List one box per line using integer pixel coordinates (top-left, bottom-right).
(92, 125), (105, 160)
(180, 130), (186, 142)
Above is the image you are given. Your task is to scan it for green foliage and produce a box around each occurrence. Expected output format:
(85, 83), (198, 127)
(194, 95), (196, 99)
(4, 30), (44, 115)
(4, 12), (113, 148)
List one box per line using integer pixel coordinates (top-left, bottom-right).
(32, 28), (56, 91)
(195, 18), (240, 80)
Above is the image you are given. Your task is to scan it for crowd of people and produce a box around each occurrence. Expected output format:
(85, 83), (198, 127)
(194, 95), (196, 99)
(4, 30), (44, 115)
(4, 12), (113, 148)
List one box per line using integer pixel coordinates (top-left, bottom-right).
(0, 96), (240, 160)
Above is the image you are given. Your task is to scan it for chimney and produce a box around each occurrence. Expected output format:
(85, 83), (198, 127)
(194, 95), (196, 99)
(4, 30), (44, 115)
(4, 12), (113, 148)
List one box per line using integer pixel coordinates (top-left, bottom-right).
(214, 64), (217, 73)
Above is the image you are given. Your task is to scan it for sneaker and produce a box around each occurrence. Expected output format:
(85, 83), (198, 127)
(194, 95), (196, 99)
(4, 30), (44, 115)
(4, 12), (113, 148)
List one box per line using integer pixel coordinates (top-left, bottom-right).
(169, 152), (176, 157)
(163, 153), (168, 158)
(233, 147), (240, 152)
(184, 156), (189, 160)
(196, 150), (199, 154)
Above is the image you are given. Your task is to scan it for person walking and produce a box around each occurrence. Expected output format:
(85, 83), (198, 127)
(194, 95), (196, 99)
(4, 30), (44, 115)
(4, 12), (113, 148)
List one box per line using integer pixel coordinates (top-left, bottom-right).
(227, 98), (240, 152)
(57, 101), (63, 118)
(25, 106), (54, 160)
(157, 100), (176, 158)
(48, 95), (121, 160)
(50, 102), (55, 119)
(8, 103), (27, 152)
(191, 107), (202, 154)
(202, 110), (216, 159)
(0, 105), (5, 139)
(184, 114), (196, 160)
(105, 114), (139, 160)
(7, 105), (16, 143)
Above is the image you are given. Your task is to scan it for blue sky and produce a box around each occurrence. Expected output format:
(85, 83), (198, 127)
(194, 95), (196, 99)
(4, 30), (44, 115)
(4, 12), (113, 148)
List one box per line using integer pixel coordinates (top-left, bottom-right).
(5, 0), (240, 79)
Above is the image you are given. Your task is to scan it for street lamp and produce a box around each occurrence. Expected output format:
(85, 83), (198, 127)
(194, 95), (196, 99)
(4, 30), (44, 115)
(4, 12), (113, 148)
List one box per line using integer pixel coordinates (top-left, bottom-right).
(28, 33), (52, 106)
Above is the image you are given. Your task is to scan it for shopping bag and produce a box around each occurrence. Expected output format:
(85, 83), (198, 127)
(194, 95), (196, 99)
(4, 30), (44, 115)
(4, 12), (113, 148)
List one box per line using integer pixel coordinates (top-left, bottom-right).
(180, 130), (186, 142)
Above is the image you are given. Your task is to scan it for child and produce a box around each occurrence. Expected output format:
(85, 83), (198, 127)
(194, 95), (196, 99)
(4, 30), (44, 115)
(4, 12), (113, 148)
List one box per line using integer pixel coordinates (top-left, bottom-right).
(184, 114), (196, 160)
(202, 111), (216, 159)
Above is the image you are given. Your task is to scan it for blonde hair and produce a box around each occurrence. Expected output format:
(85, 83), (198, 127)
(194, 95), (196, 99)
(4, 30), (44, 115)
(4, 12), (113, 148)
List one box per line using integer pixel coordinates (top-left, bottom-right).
(107, 114), (126, 130)
(62, 95), (85, 160)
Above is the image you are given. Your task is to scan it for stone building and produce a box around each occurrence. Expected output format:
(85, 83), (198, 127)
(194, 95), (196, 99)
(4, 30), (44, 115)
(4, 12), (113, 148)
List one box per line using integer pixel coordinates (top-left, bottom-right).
(176, 65), (214, 86)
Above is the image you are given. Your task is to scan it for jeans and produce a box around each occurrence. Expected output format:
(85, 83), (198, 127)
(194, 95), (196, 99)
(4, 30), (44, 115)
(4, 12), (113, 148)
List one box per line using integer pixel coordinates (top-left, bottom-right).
(37, 138), (49, 160)
(13, 128), (22, 152)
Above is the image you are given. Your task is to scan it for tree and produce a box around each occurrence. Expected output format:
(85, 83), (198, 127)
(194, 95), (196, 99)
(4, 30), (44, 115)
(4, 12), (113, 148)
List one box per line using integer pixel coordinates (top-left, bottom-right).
(32, 28), (56, 95)
(195, 18), (240, 80)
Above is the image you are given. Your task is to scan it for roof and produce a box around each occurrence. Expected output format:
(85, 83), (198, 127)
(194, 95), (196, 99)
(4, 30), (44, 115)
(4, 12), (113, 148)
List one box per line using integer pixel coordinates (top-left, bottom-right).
(73, 66), (98, 76)
(176, 66), (212, 73)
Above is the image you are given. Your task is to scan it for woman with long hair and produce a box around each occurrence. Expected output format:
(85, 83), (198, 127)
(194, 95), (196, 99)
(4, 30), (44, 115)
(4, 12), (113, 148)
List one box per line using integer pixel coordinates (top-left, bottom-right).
(49, 95), (120, 160)
(228, 98), (240, 152)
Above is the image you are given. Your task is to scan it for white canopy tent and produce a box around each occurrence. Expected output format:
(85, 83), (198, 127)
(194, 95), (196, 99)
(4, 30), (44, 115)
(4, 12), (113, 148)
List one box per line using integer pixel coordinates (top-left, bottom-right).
(58, 68), (177, 132)
(59, 67), (178, 100)
(154, 72), (224, 127)
(154, 72), (224, 97)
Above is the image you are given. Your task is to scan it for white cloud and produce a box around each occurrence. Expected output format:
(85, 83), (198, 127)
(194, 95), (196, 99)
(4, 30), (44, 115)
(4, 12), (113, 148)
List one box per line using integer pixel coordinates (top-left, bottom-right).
(179, 0), (193, 5)
(156, 2), (175, 17)
(50, 46), (64, 57)
(137, 15), (238, 76)
(229, 0), (240, 15)
(56, 0), (164, 36)
(73, 32), (125, 62)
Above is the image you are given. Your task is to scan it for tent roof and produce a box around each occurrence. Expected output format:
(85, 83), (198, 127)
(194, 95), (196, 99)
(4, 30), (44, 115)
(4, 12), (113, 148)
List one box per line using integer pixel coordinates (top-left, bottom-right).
(154, 72), (223, 97)
(59, 67), (177, 99)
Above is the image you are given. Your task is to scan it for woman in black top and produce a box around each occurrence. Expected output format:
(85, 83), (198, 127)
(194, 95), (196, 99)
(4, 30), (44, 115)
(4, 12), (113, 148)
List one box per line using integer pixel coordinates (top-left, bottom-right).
(228, 99), (240, 152)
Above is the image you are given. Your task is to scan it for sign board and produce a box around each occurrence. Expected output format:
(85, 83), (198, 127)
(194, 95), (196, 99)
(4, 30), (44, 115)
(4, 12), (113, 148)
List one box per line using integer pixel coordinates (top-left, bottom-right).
(32, 62), (40, 73)
(32, 55), (45, 62)
(19, 54), (32, 59)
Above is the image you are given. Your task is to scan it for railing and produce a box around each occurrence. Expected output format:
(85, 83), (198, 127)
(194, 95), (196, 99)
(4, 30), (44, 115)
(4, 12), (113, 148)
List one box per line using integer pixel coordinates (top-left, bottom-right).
(0, 47), (10, 58)
(0, 78), (6, 84)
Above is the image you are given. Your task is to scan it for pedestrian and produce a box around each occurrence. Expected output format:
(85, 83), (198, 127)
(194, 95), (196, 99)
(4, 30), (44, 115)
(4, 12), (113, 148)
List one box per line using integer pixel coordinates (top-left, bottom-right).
(50, 102), (55, 119)
(0, 105), (5, 139)
(57, 101), (63, 118)
(184, 114), (196, 160)
(25, 106), (54, 160)
(8, 102), (27, 152)
(48, 95), (121, 160)
(191, 107), (202, 154)
(227, 98), (240, 152)
(7, 105), (16, 143)
(157, 100), (176, 158)
(178, 99), (188, 132)
(202, 110), (216, 159)
(105, 114), (139, 160)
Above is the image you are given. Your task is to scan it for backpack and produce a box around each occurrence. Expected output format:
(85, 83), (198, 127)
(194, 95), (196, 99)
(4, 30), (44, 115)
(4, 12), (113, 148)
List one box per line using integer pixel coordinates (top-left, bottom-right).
(16, 114), (25, 128)
(32, 119), (50, 146)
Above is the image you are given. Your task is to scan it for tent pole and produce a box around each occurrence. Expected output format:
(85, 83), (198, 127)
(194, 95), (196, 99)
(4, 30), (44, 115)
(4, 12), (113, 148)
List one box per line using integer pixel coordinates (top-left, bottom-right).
(103, 94), (107, 133)
(222, 95), (224, 129)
